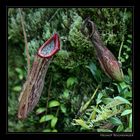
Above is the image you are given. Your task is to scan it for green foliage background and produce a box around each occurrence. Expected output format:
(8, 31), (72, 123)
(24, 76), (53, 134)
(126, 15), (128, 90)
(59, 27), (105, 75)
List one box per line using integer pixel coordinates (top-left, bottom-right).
(8, 8), (132, 132)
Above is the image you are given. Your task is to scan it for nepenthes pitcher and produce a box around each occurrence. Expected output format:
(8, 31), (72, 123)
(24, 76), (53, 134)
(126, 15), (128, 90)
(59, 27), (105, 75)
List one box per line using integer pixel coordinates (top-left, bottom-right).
(18, 33), (60, 119)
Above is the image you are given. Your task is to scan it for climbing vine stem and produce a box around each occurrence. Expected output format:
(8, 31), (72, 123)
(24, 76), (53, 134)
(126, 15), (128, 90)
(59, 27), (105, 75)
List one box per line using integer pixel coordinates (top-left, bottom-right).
(19, 8), (31, 77)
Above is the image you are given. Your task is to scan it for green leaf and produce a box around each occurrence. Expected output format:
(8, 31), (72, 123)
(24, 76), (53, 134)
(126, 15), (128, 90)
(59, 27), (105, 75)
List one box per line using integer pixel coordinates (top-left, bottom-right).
(102, 98), (113, 104)
(128, 34), (132, 39)
(51, 129), (58, 132)
(39, 114), (54, 123)
(128, 68), (132, 80)
(124, 127), (132, 132)
(96, 92), (103, 104)
(127, 39), (132, 44)
(97, 129), (113, 132)
(63, 89), (69, 99)
(121, 109), (132, 116)
(109, 117), (122, 126)
(36, 107), (46, 115)
(66, 77), (77, 88)
(12, 86), (21, 92)
(86, 63), (97, 76)
(120, 57), (125, 62)
(60, 104), (67, 113)
(86, 62), (101, 82)
(90, 105), (97, 120)
(19, 75), (23, 80)
(125, 55), (129, 59)
(15, 67), (24, 80)
(118, 82), (129, 92)
(51, 116), (58, 128)
(73, 119), (89, 129)
(114, 96), (131, 105)
(42, 129), (51, 132)
(15, 68), (23, 74)
(116, 124), (124, 132)
(123, 44), (128, 49)
(106, 96), (131, 109)
(129, 113), (132, 129)
(126, 47), (131, 52)
(48, 100), (60, 108)
(123, 91), (132, 99)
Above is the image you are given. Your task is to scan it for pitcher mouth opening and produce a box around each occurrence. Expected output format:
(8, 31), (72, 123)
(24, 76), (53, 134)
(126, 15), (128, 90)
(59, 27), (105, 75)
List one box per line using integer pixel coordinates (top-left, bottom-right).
(37, 33), (60, 58)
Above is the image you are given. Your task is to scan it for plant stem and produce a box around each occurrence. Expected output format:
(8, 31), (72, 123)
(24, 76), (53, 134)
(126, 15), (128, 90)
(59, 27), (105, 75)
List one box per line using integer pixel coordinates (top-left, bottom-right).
(118, 8), (126, 62)
(18, 8), (30, 77)
(45, 76), (52, 115)
(79, 84), (100, 114)
(48, 9), (60, 23)
(118, 35), (124, 62)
